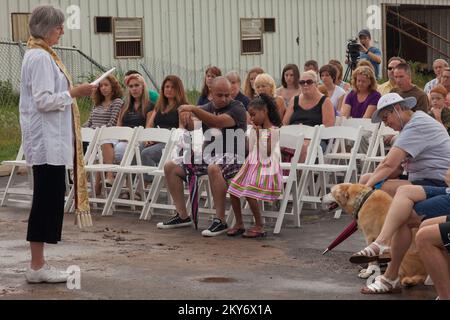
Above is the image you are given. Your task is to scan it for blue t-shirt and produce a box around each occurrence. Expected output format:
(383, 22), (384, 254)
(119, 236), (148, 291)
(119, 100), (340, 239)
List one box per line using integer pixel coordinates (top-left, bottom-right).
(359, 47), (381, 79)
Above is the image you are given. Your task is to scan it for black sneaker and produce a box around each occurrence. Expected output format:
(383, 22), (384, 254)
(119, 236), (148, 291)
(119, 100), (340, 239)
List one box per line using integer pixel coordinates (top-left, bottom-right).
(157, 213), (193, 229)
(201, 218), (228, 237)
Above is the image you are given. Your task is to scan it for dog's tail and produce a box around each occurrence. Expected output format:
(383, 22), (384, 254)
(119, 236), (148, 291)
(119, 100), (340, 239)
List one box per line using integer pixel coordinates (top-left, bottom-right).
(401, 275), (426, 287)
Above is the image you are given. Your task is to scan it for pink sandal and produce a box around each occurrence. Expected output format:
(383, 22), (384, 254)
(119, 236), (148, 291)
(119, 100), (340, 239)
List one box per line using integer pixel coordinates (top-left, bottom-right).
(242, 227), (266, 238)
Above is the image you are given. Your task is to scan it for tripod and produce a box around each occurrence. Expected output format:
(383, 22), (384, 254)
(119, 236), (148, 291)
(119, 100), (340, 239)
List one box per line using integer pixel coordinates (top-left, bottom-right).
(343, 58), (358, 83)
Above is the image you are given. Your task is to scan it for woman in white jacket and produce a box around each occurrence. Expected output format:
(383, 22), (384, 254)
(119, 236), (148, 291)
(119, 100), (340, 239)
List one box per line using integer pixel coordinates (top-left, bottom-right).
(20, 5), (96, 284)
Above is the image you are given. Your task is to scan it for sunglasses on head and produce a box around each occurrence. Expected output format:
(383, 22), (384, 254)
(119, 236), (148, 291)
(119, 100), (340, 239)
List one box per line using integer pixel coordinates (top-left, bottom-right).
(299, 79), (315, 86)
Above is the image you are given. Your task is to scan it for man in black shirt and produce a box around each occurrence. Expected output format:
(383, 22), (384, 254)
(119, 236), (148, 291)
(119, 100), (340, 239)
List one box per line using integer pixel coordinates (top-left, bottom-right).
(157, 77), (247, 237)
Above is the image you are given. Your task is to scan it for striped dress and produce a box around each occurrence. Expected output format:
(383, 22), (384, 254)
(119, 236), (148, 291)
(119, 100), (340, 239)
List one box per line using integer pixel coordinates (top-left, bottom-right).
(228, 127), (282, 202)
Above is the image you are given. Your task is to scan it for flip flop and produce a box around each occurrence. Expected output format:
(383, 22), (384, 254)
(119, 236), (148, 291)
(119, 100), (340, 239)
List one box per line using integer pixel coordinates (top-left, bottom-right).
(242, 228), (266, 238)
(227, 227), (245, 237)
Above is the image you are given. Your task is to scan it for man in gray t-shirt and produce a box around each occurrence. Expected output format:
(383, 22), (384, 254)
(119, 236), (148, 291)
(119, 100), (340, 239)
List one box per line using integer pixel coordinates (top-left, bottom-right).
(361, 93), (450, 197)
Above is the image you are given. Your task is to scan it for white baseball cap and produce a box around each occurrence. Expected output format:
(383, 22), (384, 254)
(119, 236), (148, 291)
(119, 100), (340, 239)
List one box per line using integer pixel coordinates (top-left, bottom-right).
(372, 93), (417, 123)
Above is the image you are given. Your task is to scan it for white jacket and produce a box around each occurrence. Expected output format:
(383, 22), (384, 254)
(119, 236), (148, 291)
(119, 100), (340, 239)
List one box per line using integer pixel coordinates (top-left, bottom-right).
(19, 48), (74, 166)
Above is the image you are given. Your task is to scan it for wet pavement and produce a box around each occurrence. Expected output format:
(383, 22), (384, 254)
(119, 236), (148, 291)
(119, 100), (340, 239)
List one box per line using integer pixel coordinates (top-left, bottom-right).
(0, 175), (437, 300)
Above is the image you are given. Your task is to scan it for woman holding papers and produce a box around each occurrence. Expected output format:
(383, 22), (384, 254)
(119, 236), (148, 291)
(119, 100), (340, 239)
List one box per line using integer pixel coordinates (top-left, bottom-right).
(20, 5), (97, 284)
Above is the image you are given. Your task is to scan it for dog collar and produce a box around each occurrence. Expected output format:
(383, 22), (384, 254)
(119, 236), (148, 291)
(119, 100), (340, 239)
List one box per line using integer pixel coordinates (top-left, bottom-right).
(352, 189), (375, 221)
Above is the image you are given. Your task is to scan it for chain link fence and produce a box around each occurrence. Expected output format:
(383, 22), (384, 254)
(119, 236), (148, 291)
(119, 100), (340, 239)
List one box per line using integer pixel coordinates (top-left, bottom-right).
(0, 40), (107, 95)
(0, 40), (109, 161)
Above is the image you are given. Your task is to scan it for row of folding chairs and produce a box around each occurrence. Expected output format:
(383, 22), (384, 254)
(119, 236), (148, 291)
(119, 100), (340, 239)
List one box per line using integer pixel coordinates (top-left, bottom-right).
(64, 126), (180, 220)
(1, 122), (395, 235)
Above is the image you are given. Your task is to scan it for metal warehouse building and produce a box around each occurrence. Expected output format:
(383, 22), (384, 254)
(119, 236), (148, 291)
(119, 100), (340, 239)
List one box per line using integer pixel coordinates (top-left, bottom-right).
(1, 0), (449, 90)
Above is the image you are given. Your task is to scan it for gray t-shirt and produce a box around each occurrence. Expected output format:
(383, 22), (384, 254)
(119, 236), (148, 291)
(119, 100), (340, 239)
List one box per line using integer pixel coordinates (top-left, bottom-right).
(394, 111), (450, 182)
(200, 100), (247, 158)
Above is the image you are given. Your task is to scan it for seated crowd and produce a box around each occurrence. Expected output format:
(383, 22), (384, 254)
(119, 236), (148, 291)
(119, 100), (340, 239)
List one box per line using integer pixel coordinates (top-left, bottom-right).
(81, 53), (450, 299)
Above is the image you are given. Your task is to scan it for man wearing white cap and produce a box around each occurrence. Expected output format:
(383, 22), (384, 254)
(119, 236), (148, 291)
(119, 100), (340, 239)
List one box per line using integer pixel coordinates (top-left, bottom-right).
(360, 93), (450, 196)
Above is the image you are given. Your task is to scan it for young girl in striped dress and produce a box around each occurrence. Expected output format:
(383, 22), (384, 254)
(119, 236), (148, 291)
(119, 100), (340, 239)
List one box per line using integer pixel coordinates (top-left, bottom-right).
(227, 94), (283, 238)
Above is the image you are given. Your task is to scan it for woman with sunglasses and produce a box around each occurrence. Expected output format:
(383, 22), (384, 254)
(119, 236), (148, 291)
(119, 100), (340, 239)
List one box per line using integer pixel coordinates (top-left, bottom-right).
(282, 70), (335, 162)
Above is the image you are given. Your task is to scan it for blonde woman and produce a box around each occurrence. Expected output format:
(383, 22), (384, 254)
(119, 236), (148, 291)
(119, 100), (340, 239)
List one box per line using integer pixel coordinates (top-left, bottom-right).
(341, 66), (380, 119)
(115, 73), (153, 163)
(282, 70), (335, 162)
(254, 73), (286, 119)
(243, 67), (264, 100)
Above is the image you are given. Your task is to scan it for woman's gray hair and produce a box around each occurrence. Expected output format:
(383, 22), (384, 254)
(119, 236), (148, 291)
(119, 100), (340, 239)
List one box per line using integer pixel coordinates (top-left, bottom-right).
(29, 5), (65, 39)
(225, 71), (241, 83)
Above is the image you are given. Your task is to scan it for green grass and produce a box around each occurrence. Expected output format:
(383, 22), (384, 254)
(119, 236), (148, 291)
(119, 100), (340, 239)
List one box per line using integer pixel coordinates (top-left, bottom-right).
(0, 98), (92, 163)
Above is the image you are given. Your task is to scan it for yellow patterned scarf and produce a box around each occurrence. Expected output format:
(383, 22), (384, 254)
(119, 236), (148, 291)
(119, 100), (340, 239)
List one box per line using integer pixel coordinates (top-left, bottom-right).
(27, 37), (93, 228)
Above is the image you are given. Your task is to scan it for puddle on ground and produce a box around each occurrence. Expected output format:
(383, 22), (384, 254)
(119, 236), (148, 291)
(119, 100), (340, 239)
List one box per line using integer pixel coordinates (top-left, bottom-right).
(198, 277), (237, 284)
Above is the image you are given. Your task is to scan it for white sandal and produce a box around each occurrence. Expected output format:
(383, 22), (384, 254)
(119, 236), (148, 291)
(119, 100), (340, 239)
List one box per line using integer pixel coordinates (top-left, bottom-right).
(350, 241), (391, 264)
(361, 275), (402, 294)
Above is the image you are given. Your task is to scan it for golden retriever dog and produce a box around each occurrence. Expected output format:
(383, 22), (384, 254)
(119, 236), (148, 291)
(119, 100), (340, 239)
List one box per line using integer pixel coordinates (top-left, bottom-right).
(322, 183), (427, 287)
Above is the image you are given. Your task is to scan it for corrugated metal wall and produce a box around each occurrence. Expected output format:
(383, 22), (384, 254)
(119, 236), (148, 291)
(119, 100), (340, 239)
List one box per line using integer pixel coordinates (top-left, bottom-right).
(1, 0), (449, 89)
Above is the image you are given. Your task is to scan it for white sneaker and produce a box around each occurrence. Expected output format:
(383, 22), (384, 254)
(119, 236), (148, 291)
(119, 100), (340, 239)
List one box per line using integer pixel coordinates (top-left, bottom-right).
(25, 264), (69, 284)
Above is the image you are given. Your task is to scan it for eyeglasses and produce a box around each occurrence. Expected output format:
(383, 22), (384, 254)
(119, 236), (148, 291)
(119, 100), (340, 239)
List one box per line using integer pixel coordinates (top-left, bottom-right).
(299, 79), (315, 86)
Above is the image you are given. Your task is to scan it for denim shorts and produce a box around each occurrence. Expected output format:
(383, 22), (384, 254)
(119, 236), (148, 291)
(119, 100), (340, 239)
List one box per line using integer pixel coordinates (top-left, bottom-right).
(411, 179), (447, 187)
(413, 186), (450, 221)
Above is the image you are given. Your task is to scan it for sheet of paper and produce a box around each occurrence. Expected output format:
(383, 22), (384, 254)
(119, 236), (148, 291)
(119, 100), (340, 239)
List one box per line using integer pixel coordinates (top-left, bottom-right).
(90, 67), (116, 86)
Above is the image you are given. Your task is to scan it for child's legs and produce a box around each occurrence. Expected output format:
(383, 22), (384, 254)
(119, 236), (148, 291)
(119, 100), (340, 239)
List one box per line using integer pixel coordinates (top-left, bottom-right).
(230, 195), (244, 227)
(246, 197), (263, 228)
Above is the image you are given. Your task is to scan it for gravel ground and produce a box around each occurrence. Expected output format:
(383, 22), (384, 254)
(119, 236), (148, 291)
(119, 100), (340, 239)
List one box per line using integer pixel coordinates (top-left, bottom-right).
(0, 175), (436, 300)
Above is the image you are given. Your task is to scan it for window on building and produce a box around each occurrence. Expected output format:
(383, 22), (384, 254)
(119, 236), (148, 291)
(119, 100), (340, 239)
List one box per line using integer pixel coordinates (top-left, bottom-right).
(263, 18), (276, 33)
(240, 18), (263, 55)
(95, 16), (112, 33)
(11, 13), (30, 42)
(113, 18), (143, 58)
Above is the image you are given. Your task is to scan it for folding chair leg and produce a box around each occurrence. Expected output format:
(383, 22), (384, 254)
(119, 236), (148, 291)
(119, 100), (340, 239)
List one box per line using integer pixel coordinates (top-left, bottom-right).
(102, 172), (125, 216)
(141, 175), (164, 220)
(1, 166), (19, 206)
(292, 183), (300, 228)
(64, 186), (75, 213)
(274, 173), (297, 234)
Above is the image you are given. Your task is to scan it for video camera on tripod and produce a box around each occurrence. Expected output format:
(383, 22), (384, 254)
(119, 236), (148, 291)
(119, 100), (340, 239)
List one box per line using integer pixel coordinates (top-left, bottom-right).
(343, 38), (362, 82)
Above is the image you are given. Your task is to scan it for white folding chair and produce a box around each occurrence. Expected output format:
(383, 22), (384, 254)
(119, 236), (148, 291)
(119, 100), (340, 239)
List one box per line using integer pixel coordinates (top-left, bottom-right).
(273, 130), (306, 234)
(64, 127), (100, 212)
(324, 118), (380, 179)
(297, 125), (364, 221)
(139, 128), (183, 220)
(81, 126), (137, 211)
(361, 123), (399, 175)
(1, 144), (33, 207)
(101, 127), (175, 217)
